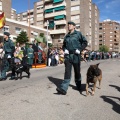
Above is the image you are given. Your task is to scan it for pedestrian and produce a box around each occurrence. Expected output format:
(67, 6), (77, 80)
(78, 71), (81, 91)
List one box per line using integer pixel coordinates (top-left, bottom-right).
(21, 43), (28, 65)
(27, 43), (34, 68)
(56, 21), (87, 95)
(32, 39), (38, 64)
(47, 48), (52, 66)
(38, 42), (43, 63)
(0, 32), (15, 81)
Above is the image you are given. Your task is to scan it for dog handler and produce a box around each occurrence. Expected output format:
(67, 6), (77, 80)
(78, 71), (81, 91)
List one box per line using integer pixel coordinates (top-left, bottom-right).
(0, 32), (15, 81)
(56, 21), (87, 95)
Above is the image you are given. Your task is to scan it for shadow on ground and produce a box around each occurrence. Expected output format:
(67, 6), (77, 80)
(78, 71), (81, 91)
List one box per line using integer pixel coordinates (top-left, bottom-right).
(109, 84), (120, 92)
(101, 96), (120, 114)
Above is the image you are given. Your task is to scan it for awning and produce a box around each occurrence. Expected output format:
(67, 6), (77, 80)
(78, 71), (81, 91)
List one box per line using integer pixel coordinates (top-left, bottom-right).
(53, 0), (63, 3)
(54, 6), (65, 11)
(54, 15), (65, 20)
(45, 8), (54, 13)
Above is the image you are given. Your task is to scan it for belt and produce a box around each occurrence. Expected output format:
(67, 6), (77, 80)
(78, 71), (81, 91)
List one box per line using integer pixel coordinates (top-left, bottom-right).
(5, 52), (11, 54)
(69, 51), (75, 54)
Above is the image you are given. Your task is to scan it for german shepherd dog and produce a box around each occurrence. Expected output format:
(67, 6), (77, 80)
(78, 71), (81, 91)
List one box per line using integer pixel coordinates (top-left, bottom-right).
(86, 63), (102, 96)
(14, 64), (30, 80)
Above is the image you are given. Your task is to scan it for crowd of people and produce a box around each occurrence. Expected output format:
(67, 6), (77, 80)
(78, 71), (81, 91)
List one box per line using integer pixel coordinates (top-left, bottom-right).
(0, 30), (119, 81)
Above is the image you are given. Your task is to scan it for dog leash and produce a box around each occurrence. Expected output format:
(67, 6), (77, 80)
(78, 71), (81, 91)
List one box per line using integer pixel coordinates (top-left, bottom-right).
(81, 56), (89, 65)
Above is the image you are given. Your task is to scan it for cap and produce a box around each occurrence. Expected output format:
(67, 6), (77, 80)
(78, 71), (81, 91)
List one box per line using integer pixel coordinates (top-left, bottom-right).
(28, 42), (33, 45)
(68, 21), (76, 26)
(4, 32), (10, 37)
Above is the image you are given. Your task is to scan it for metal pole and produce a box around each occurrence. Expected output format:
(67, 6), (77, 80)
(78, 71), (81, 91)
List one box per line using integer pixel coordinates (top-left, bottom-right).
(47, 20), (48, 50)
(28, 0), (31, 42)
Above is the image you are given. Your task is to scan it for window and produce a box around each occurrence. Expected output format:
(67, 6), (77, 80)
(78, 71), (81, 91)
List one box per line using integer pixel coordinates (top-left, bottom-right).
(37, 21), (43, 25)
(37, 5), (43, 10)
(110, 44), (112, 46)
(110, 36), (113, 38)
(37, 13), (43, 17)
(23, 15), (27, 18)
(0, 1), (2, 11)
(30, 17), (34, 21)
(76, 24), (80, 29)
(15, 27), (21, 34)
(71, 6), (80, 11)
(71, 0), (79, 1)
(71, 15), (79, 20)
(4, 26), (9, 32)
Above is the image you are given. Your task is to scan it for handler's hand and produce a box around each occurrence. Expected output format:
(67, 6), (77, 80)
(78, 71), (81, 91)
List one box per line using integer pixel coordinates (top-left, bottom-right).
(75, 49), (80, 54)
(64, 49), (69, 54)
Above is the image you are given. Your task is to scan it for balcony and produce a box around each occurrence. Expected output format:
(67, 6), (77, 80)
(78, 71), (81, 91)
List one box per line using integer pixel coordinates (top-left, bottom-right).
(50, 29), (66, 34)
(36, 1), (43, 5)
(44, 1), (66, 10)
(71, 10), (80, 16)
(44, 0), (52, 3)
(37, 17), (44, 21)
(45, 10), (66, 18)
(37, 9), (43, 13)
(71, 0), (80, 6)
(44, 20), (66, 26)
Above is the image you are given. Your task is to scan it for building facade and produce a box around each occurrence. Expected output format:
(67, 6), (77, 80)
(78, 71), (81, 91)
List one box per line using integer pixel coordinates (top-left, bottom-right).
(15, 0), (99, 50)
(0, 0), (50, 43)
(99, 19), (120, 53)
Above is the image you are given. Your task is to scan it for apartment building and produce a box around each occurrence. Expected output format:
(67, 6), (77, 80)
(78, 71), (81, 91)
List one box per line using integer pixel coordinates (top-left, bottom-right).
(16, 0), (99, 50)
(99, 19), (120, 53)
(43, 0), (99, 49)
(91, 3), (99, 51)
(0, 0), (50, 43)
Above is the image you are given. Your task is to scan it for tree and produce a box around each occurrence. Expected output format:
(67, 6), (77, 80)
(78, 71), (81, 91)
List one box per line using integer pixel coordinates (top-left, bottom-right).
(35, 33), (47, 44)
(99, 45), (109, 52)
(16, 31), (29, 44)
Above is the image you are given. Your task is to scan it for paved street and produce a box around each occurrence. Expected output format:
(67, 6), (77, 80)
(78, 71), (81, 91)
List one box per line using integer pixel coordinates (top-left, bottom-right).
(0, 58), (120, 120)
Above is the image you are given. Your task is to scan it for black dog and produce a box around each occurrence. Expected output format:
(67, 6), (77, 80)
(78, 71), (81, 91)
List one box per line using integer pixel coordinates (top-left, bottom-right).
(86, 63), (102, 96)
(14, 64), (30, 80)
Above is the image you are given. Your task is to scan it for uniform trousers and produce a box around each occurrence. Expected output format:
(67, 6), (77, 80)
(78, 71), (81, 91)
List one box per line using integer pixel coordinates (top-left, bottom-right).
(60, 58), (81, 92)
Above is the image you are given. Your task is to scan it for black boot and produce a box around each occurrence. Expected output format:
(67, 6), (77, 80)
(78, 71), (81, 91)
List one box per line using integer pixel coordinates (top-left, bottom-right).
(75, 81), (81, 91)
(56, 87), (67, 95)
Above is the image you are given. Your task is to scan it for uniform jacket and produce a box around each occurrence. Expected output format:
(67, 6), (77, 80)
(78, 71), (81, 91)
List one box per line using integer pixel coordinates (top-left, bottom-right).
(3, 38), (15, 56)
(27, 47), (34, 58)
(62, 30), (87, 63)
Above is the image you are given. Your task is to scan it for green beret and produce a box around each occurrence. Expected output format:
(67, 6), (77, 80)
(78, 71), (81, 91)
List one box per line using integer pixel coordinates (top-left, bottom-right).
(28, 42), (33, 45)
(68, 21), (76, 26)
(4, 32), (10, 36)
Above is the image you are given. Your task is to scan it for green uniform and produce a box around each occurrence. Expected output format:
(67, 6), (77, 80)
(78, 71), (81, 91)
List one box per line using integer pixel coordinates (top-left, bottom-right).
(58, 30), (87, 92)
(0, 38), (15, 79)
(27, 47), (34, 66)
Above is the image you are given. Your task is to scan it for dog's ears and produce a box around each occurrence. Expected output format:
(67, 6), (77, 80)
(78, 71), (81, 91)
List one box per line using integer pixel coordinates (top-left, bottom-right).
(96, 63), (100, 66)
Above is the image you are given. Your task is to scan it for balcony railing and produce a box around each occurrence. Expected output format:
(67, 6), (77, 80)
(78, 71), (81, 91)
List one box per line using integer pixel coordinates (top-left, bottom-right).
(71, 0), (80, 6)
(45, 10), (66, 18)
(44, 20), (66, 26)
(50, 29), (66, 34)
(44, 1), (66, 10)
(44, 0), (52, 3)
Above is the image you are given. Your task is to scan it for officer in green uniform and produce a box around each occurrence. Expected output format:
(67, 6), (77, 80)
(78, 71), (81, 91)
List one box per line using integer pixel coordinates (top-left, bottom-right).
(56, 21), (88, 95)
(0, 32), (15, 81)
(27, 43), (34, 68)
